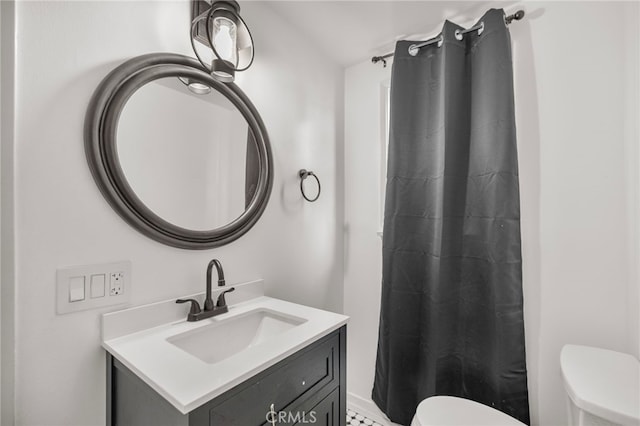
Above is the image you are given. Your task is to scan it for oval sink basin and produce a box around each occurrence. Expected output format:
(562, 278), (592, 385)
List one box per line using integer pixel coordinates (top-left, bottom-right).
(166, 309), (307, 364)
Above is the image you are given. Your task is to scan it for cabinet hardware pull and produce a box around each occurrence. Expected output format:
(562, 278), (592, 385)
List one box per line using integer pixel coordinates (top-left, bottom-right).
(269, 403), (276, 426)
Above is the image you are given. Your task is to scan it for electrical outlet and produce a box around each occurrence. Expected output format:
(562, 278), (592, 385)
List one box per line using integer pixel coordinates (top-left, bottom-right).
(110, 272), (124, 296)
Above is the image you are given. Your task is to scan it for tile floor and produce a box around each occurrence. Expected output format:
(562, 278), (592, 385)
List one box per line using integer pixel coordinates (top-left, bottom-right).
(346, 409), (384, 426)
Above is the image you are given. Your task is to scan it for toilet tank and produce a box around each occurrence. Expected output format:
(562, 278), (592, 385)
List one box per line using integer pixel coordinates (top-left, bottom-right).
(560, 345), (640, 426)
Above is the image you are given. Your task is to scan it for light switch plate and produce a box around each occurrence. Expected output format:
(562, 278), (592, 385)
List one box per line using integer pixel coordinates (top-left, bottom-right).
(69, 276), (85, 302)
(91, 274), (106, 298)
(56, 261), (131, 314)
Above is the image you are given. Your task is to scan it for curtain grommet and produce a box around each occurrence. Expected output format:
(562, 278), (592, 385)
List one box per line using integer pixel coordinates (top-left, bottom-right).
(408, 44), (420, 56)
(455, 29), (463, 41)
(478, 21), (485, 35)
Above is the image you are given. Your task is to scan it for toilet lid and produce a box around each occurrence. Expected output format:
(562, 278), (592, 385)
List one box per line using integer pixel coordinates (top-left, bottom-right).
(560, 345), (640, 424)
(412, 396), (526, 426)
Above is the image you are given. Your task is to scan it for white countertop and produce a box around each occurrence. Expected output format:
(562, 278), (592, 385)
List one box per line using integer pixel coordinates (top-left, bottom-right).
(102, 287), (348, 414)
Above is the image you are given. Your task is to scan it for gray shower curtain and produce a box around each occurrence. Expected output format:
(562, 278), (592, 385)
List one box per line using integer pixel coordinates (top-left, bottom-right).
(372, 9), (530, 425)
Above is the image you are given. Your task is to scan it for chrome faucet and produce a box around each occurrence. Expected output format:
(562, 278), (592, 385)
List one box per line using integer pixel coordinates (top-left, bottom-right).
(176, 259), (235, 322)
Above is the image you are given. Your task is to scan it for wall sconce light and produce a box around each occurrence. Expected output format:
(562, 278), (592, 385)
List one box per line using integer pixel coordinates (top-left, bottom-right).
(190, 0), (254, 83)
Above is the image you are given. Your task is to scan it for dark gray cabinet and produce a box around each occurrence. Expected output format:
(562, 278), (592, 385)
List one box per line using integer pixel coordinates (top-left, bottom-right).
(107, 326), (346, 426)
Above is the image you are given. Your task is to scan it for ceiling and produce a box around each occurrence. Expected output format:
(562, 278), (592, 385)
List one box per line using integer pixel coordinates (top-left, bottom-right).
(263, 1), (514, 66)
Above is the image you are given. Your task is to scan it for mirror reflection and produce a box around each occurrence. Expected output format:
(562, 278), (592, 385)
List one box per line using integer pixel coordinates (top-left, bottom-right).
(117, 77), (258, 231)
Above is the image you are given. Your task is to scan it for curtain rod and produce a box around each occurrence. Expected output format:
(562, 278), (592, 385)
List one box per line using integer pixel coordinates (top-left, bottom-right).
(371, 10), (525, 67)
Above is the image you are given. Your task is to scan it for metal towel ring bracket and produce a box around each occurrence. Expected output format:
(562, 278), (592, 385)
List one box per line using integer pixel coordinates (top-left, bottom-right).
(299, 169), (321, 202)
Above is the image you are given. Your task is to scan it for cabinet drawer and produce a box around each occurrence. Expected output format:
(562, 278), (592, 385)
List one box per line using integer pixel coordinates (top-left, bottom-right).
(205, 333), (339, 426)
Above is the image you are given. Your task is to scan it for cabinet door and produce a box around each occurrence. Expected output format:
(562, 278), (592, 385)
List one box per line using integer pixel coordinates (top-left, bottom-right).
(296, 388), (339, 426)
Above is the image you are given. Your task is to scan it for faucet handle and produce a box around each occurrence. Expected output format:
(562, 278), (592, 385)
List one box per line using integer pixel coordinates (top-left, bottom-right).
(216, 288), (235, 307)
(176, 298), (202, 315)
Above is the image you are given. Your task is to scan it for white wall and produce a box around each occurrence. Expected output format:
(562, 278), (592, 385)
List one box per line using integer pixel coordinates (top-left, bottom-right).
(343, 2), (639, 425)
(4, 1), (343, 425)
(343, 58), (391, 424)
(1, 1), (16, 424)
(625, 0), (640, 362)
(518, 3), (639, 424)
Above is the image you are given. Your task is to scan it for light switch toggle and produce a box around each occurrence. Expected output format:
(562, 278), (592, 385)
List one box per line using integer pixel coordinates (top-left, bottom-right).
(69, 276), (85, 302)
(90, 274), (106, 298)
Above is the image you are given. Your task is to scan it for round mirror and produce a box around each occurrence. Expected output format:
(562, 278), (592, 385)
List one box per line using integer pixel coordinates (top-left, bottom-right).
(85, 53), (273, 249)
(117, 77), (254, 230)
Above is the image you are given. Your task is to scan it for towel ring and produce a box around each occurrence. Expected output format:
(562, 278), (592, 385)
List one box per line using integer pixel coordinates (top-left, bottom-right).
(299, 169), (321, 202)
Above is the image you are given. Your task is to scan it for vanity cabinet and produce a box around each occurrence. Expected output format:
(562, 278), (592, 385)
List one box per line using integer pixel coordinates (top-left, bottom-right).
(107, 326), (346, 426)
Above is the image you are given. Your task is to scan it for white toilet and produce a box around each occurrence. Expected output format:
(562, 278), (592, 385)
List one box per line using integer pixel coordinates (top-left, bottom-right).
(411, 396), (525, 426)
(561, 344), (640, 425)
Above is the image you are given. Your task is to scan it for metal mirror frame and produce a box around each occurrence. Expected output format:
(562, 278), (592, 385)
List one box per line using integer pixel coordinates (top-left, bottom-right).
(84, 53), (273, 249)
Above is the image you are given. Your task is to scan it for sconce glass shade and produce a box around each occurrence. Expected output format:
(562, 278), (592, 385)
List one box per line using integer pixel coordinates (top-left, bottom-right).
(191, 0), (254, 83)
(211, 15), (237, 64)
